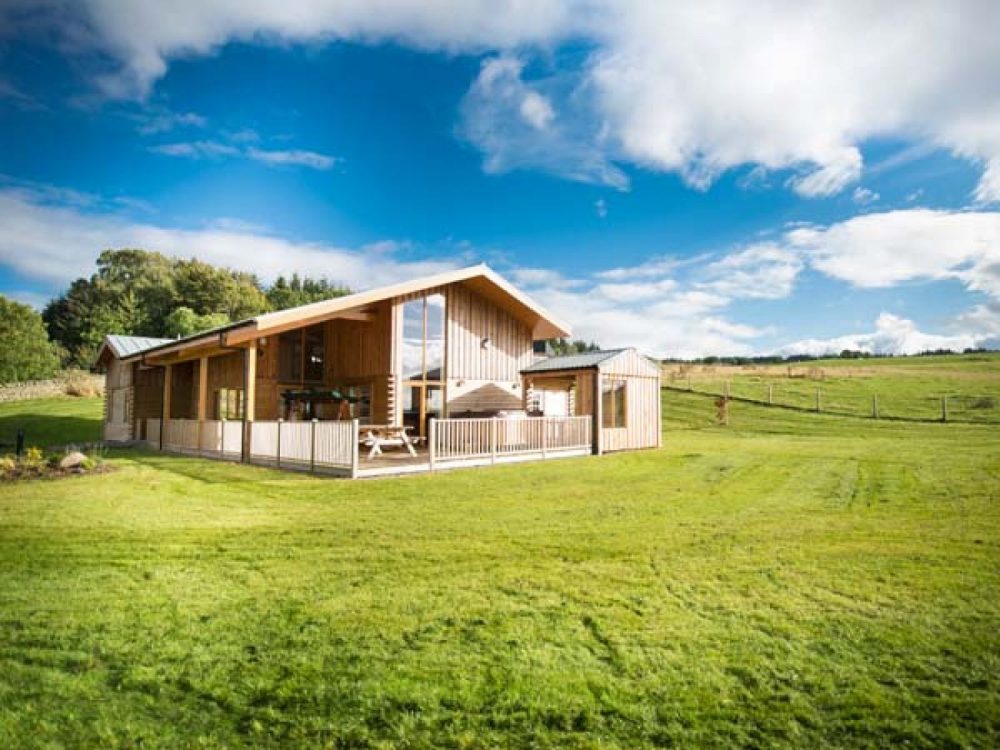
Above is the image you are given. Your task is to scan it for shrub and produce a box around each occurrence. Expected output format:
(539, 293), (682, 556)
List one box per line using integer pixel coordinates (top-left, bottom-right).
(62, 370), (102, 397)
(969, 396), (996, 410)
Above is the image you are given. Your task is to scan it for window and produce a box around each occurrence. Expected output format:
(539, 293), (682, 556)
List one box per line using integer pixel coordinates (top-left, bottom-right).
(401, 293), (445, 437)
(402, 294), (445, 381)
(278, 324), (325, 383)
(216, 388), (244, 419)
(602, 379), (627, 428)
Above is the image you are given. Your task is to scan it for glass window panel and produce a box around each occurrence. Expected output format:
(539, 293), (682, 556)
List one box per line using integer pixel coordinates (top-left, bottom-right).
(303, 325), (325, 383)
(425, 294), (445, 381)
(602, 380), (627, 428)
(402, 300), (424, 380)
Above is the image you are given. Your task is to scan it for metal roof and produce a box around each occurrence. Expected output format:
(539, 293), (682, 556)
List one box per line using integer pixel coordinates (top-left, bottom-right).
(521, 349), (627, 373)
(105, 335), (173, 358)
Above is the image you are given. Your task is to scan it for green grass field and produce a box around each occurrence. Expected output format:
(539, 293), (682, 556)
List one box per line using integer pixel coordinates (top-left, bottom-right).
(663, 352), (1000, 423)
(1, 378), (999, 748)
(0, 396), (104, 450)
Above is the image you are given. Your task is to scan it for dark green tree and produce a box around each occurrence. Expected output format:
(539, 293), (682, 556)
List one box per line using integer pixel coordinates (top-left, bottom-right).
(162, 307), (231, 338)
(0, 296), (62, 383)
(266, 273), (350, 310)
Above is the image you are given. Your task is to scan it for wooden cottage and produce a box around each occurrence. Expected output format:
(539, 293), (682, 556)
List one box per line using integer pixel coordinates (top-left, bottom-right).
(96, 264), (661, 477)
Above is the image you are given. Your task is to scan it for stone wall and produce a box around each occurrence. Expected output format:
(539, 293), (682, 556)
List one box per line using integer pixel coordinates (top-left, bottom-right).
(0, 372), (104, 402)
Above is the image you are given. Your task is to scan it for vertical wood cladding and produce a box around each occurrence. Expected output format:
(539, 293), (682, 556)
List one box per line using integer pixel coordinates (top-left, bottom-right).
(445, 282), (533, 382)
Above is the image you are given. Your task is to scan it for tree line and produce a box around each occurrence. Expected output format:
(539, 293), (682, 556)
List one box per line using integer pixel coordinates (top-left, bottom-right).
(0, 248), (351, 383)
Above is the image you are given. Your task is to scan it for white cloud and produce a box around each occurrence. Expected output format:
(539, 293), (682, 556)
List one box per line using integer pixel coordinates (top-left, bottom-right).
(11, 1), (1000, 199)
(459, 56), (628, 189)
(0, 185), (457, 291)
(133, 108), (206, 135)
(699, 243), (803, 300)
(149, 140), (240, 159)
(778, 312), (977, 357)
(245, 147), (336, 170)
(594, 198), (607, 219)
(851, 186), (879, 205)
(788, 209), (1000, 293)
(149, 140), (336, 169)
(519, 90), (554, 130)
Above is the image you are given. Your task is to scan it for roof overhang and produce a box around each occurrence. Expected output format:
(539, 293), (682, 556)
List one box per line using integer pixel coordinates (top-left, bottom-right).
(126, 264), (571, 365)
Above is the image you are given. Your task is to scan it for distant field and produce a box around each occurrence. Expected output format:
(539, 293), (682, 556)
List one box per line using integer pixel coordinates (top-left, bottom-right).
(1, 384), (998, 748)
(663, 352), (1000, 423)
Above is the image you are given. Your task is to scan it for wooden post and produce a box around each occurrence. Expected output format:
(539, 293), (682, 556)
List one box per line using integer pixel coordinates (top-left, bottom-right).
(428, 418), (436, 471)
(541, 416), (548, 459)
(941, 395), (948, 423)
(350, 419), (360, 478)
(724, 380), (730, 399)
(276, 418), (283, 468)
(310, 418), (317, 473)
(220, 418), (226, 457)
(768, 384), (773, 405)
(872, 394), (879, 419)
(593, 371), (604, 456)
(242, 344), (256, 462)
(815, 387), (821, 412)
(490, 418), (498, 464)
(161, 363), (172, 451)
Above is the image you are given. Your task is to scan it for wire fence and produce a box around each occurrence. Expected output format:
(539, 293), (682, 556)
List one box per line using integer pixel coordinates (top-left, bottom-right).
(663, 380), (1000, 424)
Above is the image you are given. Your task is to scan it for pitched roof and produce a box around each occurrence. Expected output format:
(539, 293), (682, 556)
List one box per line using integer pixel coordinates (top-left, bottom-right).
(122, 264), (571, 361)
(521, 349), (627, 373)
(103, 335), (173, 358)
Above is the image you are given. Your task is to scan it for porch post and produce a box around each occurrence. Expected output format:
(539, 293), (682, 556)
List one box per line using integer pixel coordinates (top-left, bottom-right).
(593, 369), (603, 456)
(351, 419), (360, 478)
(161, 363), (172, 451)
(197, 356), (208, 454)
(428, 418), (436, 471)
(242, 343), (256, 462)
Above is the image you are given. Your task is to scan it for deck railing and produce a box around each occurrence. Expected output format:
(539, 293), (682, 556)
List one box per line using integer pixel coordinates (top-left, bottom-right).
(249, 419), (357, 473)
(146, 414), (591, 476)
(429, 415), (591, 466)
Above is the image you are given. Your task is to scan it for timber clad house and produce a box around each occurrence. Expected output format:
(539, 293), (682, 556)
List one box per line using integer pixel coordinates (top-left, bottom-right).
(96, 264), (661, 478)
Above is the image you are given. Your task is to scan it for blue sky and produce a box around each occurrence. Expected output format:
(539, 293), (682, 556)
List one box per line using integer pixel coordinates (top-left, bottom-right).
(1, 1), (999, 357)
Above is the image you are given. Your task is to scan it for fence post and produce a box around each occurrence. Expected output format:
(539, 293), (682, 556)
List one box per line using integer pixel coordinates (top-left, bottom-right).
(541, 416), (548, 458)
(725, 380), (731, 399)
(872, 394), (879, 419)
(197, 419), (203, 457)
(941, 395), (948, 423)
(768, 384), (773, 405)
(428, 418), (436, 471)
(310, 418), (317, 473)
(815, 387), (822, 412)
(220, 419), (226, 457)
(276, 418), (283, 468)
(490, 418), (498, 464)
(350, 419), (360, 478)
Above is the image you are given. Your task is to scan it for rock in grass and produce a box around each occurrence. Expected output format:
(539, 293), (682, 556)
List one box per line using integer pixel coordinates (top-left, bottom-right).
(59, 451), (87, 470)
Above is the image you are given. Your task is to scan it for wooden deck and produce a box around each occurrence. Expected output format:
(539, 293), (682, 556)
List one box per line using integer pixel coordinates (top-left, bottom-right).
(143, 415), (593, 479)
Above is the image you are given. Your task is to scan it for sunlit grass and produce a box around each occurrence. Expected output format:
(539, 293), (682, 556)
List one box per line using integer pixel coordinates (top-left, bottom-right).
(0, 388), (998, 747)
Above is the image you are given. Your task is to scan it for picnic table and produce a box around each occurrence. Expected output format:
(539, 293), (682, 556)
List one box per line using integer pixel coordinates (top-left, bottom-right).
(360, 424), (419, 459)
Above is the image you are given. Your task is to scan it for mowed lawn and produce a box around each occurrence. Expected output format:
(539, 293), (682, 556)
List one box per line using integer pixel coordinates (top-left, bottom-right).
(1, 392), (999, 748)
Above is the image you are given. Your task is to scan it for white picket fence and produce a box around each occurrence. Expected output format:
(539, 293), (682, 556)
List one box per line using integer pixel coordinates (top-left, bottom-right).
(429, 415), (591, 466)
